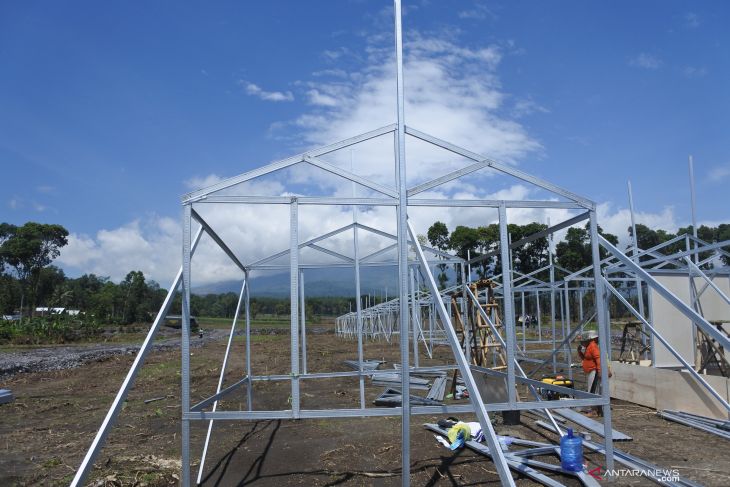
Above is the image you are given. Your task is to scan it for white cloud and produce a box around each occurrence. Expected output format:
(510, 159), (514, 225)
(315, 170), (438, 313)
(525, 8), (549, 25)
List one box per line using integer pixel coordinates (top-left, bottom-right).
(685, 12), (700, 28)
(682, 66), (707, 78)
(306, 89), (341, 107)
(512, 97), (549, 118)
(7, 196), (47, 212)
(58, 217), (180, 284)
(241, 81), (294, 102)
(58, 173), (688, 286)
(629, 53), (662, 70)
(596, 203), (678, 248)
(185, 174), (225, 190)
(71, 29), (694, 285)
(270, 30), (540, 195)
(707, 165), (730, 183)
(458, 2), (495, 21)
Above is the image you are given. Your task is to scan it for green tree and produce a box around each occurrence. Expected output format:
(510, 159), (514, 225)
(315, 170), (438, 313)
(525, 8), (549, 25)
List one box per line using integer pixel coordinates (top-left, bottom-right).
(718, 224), (730, 266)
(427, 222), (450, 251)
(119, 270), (148, 324)
(427, 221), (450, 289)
(0, 222), (69, 314)
(512, 222), (549, 276)
(556, 223), (617, 272)
(450, 225), (481, 282)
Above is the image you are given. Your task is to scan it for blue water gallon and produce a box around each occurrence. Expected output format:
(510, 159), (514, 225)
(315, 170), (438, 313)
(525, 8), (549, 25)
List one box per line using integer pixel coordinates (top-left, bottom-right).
(560, 428), (584, 472)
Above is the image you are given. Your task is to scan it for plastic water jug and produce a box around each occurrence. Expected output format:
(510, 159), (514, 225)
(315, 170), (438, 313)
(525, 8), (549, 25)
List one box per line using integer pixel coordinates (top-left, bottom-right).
(560, 428), (583, 472)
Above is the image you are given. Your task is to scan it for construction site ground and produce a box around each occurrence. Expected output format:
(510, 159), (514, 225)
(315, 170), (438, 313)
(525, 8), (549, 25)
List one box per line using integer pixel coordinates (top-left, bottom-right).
(1, 325), (728, 487)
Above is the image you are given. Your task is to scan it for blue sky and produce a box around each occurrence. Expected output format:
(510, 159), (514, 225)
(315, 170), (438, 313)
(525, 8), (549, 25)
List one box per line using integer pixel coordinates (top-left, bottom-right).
(2, 1), (728, 284)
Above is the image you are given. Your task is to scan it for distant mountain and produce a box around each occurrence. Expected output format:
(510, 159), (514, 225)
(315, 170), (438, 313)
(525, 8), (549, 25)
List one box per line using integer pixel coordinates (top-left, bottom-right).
(192, 265), (457, 297)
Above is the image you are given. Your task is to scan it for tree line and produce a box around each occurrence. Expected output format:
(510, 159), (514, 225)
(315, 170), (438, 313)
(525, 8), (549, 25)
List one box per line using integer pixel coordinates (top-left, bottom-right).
(0, 222), (363, 323)
(427, 220), (730, 287)
(2, 220), (728, 323)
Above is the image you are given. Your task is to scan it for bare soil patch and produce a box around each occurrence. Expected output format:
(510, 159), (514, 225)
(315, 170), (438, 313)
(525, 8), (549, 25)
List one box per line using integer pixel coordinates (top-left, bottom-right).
(1, 329), (727, 486)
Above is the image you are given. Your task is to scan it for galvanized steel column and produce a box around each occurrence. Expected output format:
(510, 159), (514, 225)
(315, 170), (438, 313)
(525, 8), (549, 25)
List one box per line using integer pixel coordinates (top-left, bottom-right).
(588, 211), (614, 471)
(392, 1), (411, 484)
(290, 198), (300, 418)
(353, 219), (366, 408)
(498, 204), (517, 404)
(181, 203), (192, 486)
(411, 266), (420, 368)
(245, 269), (253, 410)
(300, 269), (307, 374)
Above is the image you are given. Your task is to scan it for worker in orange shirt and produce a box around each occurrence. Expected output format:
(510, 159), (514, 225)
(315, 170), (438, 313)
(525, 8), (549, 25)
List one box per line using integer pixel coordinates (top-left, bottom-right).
(577, 330), (611, 417)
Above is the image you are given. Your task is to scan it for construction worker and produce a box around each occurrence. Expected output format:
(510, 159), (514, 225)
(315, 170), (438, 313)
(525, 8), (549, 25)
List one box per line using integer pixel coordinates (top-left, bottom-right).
(577, 330), (611, 417)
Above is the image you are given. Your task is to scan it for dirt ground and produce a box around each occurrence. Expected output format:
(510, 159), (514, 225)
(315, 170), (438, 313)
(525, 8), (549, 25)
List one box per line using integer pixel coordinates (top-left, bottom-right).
(1, 327), (728, 487)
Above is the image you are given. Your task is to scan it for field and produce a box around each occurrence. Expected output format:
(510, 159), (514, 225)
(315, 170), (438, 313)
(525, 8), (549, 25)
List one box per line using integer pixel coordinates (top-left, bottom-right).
(1, 321), (728, 487)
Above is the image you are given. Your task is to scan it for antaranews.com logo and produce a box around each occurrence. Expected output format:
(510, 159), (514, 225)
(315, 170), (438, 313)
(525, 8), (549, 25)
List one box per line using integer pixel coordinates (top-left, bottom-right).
(588, 466), (680, 482)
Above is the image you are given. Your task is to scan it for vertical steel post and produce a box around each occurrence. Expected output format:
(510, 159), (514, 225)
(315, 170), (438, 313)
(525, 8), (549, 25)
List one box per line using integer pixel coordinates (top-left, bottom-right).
(549, 249), (556, 373)
(579, 287), (584, 323)
(521, 291), (526, 351)
(589, 211), (615, 471)
(245, 269), (253, 410)
(628, 180), (647, 358)
(647, 288), (656, 367)
(689, 155), (698, 264)
(181, 204), (192, 486)
(393, 1), (411, 484)
(300, 269), (307, 374)
(536, 290), (542, 341)
(498, 204), (517, 405)
(411, 267), (420, 368)
(461, 262), (471, 363)
(353, 218), (366, 408)
(289, 198), (300, 418)
(467, 249), (472, 281)
(564, 282), (573, 381)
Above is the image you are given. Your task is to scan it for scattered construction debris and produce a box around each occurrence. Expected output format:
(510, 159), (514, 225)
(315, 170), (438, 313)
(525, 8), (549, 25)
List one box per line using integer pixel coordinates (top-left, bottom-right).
(342, 359), (383, 371)
(371, 372), (430, 390)
(426, 376), (448, 402)
(425, 423), (600, 487)
(658, 409), (730, 441)
(532, 421), (702, 487)
(374, 388), (443, 407)
(0, 389), (14, 404)
(552, 408), (633, 441)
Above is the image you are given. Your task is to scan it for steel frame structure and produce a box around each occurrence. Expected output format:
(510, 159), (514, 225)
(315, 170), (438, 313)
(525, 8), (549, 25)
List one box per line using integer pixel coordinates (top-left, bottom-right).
(70, 2), (730, 486)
